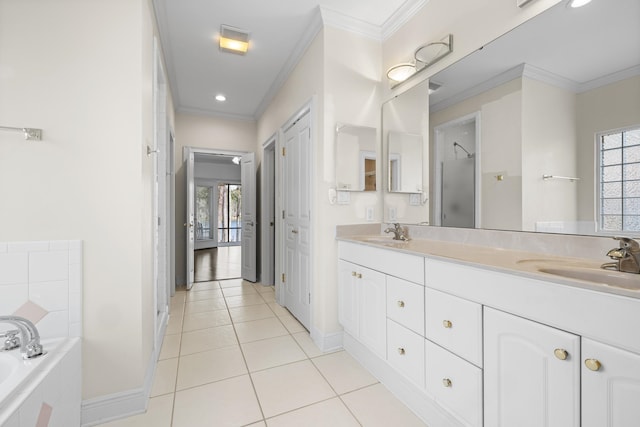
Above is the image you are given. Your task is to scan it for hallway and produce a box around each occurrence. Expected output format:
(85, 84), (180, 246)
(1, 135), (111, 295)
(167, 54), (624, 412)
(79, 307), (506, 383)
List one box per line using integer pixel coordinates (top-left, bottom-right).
(98, 279), (427, 426)
(194, 246), (241, 281)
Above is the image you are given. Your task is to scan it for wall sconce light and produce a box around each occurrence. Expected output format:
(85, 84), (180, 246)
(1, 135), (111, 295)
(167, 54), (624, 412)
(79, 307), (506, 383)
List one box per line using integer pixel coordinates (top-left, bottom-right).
(219, 25), (250, 55)
(386, 34), (453, 86)
(386, 63), (417, 83)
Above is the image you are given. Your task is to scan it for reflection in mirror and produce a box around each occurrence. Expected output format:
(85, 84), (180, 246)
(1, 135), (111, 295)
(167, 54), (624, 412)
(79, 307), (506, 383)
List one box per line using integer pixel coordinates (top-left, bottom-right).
(388, 131), (423, 193)
(382, 0), (640, 235)
(335, 124), (377, 191)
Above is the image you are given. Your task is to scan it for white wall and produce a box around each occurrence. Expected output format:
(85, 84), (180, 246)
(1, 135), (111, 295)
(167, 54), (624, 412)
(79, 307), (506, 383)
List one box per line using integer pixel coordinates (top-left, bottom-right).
(0, 0), (164, 402)
(174, 113), (256, 285)
(576, 75), (640, 223)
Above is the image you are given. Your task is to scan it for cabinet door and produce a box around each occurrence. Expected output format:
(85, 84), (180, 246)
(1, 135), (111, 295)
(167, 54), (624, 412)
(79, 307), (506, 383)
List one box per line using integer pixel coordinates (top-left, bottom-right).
(484, 308), (580, 427)
(337, 260), (359, 337)
(582, 338), (640, 427)
(358, 267), (386, 358)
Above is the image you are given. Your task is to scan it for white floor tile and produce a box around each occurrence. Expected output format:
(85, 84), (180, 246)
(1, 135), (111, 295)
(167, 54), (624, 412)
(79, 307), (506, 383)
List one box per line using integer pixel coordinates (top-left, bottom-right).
(265, 397), (359, 427)
(242, 335), (307, 372)
(182, 309), (231, 332)
(235, 317), (289, 343)
(254, 284), (275, 294)
(251, 360), (336, 418)
(150, 358), (178, 397)
(291, 332), (323, 358)
(185, 289), (224, 301)
(312, 351), (378, 394)
(260, 292), (276, 303)
(190, 281), (220, 291)
(341, 383), (427, 427)
(218, 278), (245, 288)
(176, 346), (247, 390)
(278, 313), (306, 333)
(229, 304), (276, 323)
(225, 293), (267, 308)
(165, 313), (183, 335)
(173, 375), (262, 427)
(96, 394), (174, 427)
(267, 302), (290, 317)
(222, 285), (258, 297)
(159, 333), (181, 360)
(184, 298), (227, 314)
(180, 324), (237, 355)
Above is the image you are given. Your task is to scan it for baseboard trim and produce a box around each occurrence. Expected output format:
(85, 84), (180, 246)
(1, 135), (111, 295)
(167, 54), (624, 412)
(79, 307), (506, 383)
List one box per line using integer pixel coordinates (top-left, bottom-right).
(81, 314), (168, 426)
(343, 333), (463, 427)
(310, 328), (344, 353)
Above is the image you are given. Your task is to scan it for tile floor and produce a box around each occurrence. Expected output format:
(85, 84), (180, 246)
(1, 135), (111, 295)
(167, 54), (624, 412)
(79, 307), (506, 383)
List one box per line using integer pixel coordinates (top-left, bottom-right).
(98, 279), (427, 427)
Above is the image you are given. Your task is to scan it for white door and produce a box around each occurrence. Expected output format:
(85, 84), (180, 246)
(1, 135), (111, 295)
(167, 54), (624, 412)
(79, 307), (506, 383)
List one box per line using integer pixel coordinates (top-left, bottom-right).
(185, 147), (195, 290)
(283, 111), (311, 329)
(337, 260), (359, 337)
(484, 307), (580, 427)
(582, 338), (640, 427)
(260, 140), (276, 285)
(358, 266), (386, 358)
(241, 153), (257, 282)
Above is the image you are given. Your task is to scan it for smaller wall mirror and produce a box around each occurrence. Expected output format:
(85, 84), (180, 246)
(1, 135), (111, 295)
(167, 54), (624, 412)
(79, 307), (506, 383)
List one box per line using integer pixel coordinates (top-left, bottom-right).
(388, 131), (423, 193)
(335, 124), (377, 191)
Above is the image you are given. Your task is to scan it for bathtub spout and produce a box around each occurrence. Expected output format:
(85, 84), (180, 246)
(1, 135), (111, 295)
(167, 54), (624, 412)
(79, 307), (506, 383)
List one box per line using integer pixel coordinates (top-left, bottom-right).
(0, 316), (44, 359)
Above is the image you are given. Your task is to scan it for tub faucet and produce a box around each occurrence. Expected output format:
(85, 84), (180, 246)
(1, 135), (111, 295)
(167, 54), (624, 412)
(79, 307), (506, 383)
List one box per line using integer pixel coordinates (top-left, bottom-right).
(601, 237), (640, 274)
(384, 223), (409, 241)
(0, 315), (45, 359)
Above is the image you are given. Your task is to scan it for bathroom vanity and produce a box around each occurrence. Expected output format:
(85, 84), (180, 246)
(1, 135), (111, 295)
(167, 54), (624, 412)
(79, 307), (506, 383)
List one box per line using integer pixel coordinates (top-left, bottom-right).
(337, 236), (640, 427)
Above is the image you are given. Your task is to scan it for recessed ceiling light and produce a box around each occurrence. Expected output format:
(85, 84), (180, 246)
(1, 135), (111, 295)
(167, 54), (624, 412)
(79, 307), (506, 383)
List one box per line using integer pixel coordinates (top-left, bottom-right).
(219, 25), (249, 55)
(215, 94), (226, 102)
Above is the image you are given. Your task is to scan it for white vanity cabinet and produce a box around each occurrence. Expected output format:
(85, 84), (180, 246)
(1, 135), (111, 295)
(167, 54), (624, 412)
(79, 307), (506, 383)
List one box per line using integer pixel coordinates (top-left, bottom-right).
(484, 307), (581, 427)
(337, 258), (386, 357)
(582, 338), (640, 427)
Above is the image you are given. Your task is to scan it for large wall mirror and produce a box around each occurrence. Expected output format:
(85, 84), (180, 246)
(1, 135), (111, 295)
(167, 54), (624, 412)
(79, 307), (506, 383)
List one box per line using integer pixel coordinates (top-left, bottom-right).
(382, 0), (640, 235)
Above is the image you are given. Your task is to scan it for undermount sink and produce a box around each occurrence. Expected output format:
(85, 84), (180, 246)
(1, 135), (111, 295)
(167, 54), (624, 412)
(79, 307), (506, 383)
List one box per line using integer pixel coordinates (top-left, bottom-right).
(538, 266), (640, 290)
(352, 235), (409, 247)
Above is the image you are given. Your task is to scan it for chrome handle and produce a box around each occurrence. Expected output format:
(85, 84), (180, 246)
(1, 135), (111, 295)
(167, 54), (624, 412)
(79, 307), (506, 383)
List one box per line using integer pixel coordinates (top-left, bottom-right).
(247, 220), (254, 227)
(442, 378), (452, 387)
(291, 229), (298, 234)
(585, 358), (602, 371)
(554, 348), (568, 360)
(443, 320), (452, 328)
(1, 329), (20, 351)
(397, 301), (405, 308)
(397, 348), (405, 355)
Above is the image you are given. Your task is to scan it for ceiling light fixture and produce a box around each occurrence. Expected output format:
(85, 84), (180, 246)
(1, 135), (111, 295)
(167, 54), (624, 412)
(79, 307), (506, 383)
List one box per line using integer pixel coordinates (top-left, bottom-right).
(569, 0), (592, 7)
(219, 25), (250, 55)
(414, 34), (453, 68)
(215, 94), (226, 102)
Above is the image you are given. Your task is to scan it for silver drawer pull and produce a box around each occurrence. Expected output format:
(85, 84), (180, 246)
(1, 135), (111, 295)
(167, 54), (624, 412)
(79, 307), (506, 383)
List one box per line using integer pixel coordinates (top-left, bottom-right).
(397, 300), (405, 308)
(442, 378), (452, 387)
(443, 320), (452, 328)
(397, 347), (405, 355)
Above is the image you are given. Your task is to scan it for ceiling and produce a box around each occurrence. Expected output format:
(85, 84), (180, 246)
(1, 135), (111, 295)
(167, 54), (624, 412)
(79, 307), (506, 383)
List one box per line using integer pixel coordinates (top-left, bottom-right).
(153, 0), (426, 120)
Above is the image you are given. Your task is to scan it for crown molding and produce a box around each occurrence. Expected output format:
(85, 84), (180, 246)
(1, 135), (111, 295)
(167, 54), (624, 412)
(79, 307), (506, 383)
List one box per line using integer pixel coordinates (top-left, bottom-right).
(577, 64), (640, 93)
(253, 7), (324, 119)
(177, 106), (256, 122)
(320, 6), (382, 41)
(382, 0), (429, 40)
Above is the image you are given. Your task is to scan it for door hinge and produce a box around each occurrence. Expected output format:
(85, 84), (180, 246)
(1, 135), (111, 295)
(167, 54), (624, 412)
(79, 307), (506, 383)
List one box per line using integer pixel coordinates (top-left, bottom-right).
(282, 210), (285, 219)
(157, 217), (161, 226)
(308, 293), (311, 304)
(282, 273), (286, 283)
(308, 128), (311, 138)
(282, 147), (286, 156)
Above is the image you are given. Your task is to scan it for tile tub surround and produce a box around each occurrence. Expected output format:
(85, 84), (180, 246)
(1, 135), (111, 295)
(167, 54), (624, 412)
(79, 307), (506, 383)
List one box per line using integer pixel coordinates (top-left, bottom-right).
(0, 241), (82, 339)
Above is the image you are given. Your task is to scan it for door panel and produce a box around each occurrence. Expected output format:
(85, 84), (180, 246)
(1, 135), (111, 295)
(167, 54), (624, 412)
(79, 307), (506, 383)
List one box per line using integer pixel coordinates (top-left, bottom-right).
(241, 153), (257, 282)
(185, 147), (195, 290)
(283, 111), (311, 330)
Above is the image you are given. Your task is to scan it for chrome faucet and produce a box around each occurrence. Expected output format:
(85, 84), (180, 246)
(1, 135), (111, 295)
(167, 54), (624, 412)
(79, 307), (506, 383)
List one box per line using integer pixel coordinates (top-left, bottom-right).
(384, 223), (410, 241)
(601, 236), (640, 274)
(0, 315), (45, 359)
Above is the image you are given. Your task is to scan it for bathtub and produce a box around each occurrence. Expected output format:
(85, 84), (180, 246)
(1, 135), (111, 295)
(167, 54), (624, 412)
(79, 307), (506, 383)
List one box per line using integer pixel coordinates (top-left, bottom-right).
(0, 337), (81, 427)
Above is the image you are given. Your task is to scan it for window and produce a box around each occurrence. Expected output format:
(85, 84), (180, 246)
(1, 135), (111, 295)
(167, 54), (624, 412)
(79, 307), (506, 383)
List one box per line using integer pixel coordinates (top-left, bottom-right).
(598, 127), (640, 232)
(217, 183), (242, 244)
(195, 185), (213, 240)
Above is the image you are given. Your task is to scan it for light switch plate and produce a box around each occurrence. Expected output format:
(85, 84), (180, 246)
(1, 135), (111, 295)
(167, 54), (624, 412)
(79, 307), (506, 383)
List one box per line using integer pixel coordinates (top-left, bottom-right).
(366, 207), (374, 221)
(409, 193), (421, 206)
(337, 191), (350, 205)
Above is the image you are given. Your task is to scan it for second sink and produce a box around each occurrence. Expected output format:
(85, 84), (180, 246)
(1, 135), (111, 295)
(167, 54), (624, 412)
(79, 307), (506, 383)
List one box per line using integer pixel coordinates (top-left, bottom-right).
(538, 266), (639, 290)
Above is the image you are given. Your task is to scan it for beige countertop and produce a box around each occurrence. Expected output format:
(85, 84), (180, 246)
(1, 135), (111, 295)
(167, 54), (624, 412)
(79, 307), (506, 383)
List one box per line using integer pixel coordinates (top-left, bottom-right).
(337, 234), (640, 299)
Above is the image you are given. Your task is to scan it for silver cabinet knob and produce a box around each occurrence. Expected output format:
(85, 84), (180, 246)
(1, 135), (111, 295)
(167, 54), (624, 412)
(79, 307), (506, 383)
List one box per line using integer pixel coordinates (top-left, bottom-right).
(442, 378), (452, 387)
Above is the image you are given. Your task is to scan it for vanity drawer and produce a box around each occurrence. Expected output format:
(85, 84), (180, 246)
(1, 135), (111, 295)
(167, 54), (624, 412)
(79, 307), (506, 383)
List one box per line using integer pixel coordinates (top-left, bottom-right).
(425, 339), (483, 427)
(387, 319), (425, 389)
(425, 288), (482, 367)
(387, 276), (425, 336)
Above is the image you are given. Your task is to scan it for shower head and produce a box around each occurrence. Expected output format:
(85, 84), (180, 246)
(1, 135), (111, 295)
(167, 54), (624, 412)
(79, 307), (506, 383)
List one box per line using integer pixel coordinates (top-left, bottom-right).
(453, 142), (473, 158)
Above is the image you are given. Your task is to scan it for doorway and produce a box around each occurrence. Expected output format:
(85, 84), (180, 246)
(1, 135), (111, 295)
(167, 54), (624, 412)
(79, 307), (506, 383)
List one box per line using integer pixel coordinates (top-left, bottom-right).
(261, 136), (276, 286)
